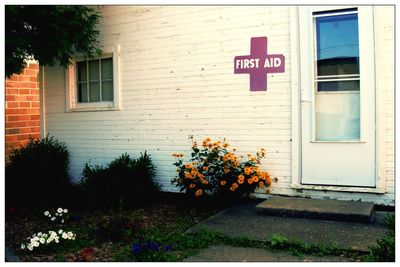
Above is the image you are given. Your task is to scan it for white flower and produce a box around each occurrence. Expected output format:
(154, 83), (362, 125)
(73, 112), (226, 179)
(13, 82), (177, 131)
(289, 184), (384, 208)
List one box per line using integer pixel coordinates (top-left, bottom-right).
(61, 219), (65, 223)
(33, 241), (40, 247)
(27, 244), (33, 251)
(62, 233), (68, 239)
(63, 209), (68, 213)
(44, 211), (49, 216)
(37, 232), (42, 237)
(57, 208), (63, 213)
(21, 244), (26, 250)
(39, 238), (45, 244)
(58, 229), (63, 234)
(51, 217), (56, 221)
(48, 214), (51, 218)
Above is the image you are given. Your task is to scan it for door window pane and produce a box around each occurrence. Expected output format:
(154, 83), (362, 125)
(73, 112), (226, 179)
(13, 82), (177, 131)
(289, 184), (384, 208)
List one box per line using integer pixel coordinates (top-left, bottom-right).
(316, 13), (359, 76)
(314, 10), (360, 141)
(315, 93), (360, 141)
(317, 80), (359, 92)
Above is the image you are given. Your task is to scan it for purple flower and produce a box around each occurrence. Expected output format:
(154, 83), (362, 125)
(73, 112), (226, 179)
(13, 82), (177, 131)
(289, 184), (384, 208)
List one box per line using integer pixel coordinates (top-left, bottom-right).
(132, 243), (141, 254)
(164, 245), (172, 252)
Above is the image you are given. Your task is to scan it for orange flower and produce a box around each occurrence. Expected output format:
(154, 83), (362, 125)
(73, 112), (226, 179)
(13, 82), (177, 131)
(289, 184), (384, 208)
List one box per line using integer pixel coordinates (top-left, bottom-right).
(232, 182), (238, 189)
(244, 167), (252, 175)
(184, 172), (193, 179)
(237, 178), (244, 184)
(224, 168), (230, 173)
(191, 170), (197, 176)
(229, 187), (235, 192)
(258, 181), (264, 188)
(195, 189), (203, 197)
(220, 180), (227, 186)
(203, 166), (209, 171)
(223, 143), (229, 148)
(238, 174), (245, 180)
(247, 178), (254, 184)
(189, 183), (196, 189)
(185, 163), (192, 169)
(266, 176), (271, 186)
(200, 179), (209, 185)
(252, 175), (259, 182)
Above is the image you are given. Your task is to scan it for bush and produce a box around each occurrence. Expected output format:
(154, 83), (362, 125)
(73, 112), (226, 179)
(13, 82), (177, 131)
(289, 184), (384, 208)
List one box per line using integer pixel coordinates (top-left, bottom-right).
(5, 136), (71, 208)
(80, 152), (159, 209)
(365, 213), (395, 262)
(171, 137), (271, 199)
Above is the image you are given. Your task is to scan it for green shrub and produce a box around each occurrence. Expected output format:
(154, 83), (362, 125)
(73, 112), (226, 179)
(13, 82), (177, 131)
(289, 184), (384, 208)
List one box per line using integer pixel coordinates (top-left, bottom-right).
(5, 136), (71, 208)
(80, 152), (159, 209)
(365, 213), (395, 262)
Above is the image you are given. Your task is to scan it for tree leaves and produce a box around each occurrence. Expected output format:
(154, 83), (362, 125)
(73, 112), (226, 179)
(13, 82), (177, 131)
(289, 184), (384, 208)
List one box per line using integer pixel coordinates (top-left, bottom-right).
(5, 5), (102, 77)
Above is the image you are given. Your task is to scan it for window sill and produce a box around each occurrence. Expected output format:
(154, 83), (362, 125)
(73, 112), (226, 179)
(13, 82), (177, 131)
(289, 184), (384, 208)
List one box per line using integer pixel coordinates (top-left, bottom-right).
(290, 183), (386, 194)
(65, 102), (120, 112)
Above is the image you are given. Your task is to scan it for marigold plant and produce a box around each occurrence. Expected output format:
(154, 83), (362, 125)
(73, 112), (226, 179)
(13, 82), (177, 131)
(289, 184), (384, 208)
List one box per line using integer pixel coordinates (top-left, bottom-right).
(171, 137), (271, 198)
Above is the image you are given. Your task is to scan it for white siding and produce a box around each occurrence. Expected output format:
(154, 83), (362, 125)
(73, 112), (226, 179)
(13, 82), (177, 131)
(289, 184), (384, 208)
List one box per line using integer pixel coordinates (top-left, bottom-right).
(43, 6), (394, 205)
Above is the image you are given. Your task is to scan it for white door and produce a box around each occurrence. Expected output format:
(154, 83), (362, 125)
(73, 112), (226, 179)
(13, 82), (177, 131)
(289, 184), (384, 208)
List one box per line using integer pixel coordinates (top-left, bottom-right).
(300, 6), (376, 187)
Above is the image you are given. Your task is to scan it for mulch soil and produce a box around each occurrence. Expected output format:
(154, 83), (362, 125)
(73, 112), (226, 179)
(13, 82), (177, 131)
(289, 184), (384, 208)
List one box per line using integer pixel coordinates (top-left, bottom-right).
(5, 195), (223, 262)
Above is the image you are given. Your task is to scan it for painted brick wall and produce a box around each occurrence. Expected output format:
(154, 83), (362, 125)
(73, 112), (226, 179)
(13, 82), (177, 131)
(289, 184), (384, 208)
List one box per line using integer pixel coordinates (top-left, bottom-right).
(5, 63), (41, 160)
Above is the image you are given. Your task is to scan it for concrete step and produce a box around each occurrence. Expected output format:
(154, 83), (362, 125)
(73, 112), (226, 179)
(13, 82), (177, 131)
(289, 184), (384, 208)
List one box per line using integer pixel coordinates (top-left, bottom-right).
(256, 196), (374, 223)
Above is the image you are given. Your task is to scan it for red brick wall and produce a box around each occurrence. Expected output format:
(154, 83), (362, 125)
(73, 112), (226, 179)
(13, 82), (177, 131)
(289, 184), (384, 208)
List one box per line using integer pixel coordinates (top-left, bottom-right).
(5, 63), (41, 160)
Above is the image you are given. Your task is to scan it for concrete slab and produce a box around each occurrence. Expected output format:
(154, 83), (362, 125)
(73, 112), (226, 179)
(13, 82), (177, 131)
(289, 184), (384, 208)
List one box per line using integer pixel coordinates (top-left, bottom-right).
(187, 202), (387, 252)
(183, 245), (352, 262)
(256, 196), (374, 222)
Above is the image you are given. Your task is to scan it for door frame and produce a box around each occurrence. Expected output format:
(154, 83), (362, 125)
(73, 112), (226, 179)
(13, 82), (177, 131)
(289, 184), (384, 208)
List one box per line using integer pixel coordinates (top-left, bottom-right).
(289, 6), (386, 194)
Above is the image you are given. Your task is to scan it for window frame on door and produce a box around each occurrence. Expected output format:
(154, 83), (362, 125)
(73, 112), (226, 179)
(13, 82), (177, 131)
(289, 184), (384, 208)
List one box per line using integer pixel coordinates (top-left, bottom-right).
(298, 6), (375, 143)
(65, 45), (121, 112)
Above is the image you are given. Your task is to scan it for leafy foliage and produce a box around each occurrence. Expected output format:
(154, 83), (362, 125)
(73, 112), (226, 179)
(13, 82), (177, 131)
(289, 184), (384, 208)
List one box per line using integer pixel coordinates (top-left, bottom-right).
(5, 136), (72, 208)
(365, 213), (395, 262)
(5, 5), (101, 77)
(80, 152), (159, 209)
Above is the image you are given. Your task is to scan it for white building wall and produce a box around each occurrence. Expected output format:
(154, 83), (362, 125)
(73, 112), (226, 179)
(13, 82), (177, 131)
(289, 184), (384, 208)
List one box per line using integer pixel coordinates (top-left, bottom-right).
(43, 6), (394, 205)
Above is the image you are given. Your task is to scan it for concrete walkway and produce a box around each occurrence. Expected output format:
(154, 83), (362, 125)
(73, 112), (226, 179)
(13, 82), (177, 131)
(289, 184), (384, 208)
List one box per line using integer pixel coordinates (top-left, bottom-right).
(184, 245), (352, 262)
(186, 201), (388, 261)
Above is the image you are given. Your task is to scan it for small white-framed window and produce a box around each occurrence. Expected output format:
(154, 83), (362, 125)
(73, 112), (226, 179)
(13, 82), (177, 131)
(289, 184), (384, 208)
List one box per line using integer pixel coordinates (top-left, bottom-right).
(65, 45), (120, 112)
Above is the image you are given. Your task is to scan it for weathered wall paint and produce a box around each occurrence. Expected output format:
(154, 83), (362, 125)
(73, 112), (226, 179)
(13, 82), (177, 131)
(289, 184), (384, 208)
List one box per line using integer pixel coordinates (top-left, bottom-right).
(42, 6), (394, 205)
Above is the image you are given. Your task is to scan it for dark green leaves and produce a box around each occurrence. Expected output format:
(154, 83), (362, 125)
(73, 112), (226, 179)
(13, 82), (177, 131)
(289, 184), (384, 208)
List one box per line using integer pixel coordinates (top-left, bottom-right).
(6, 5), (101, 77)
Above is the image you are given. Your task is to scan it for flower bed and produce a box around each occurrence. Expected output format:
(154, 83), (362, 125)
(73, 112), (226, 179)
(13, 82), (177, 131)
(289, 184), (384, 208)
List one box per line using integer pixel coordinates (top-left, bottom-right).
(172, 137), (272, 199)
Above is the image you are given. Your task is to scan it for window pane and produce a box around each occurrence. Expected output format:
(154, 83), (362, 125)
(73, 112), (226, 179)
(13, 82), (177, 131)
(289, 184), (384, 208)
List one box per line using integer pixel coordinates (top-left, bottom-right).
(89, 60), (99, 81)
(317, 80), (359, 92)
(89, 82), (100, 102)
(101, 58), (113, 80)
(77, 62), (87, 82)
(315, 93), (360, 141)
(316, 13), (359, 76)
(78, 83), (88, 102)
(101, 81), (113, 101)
